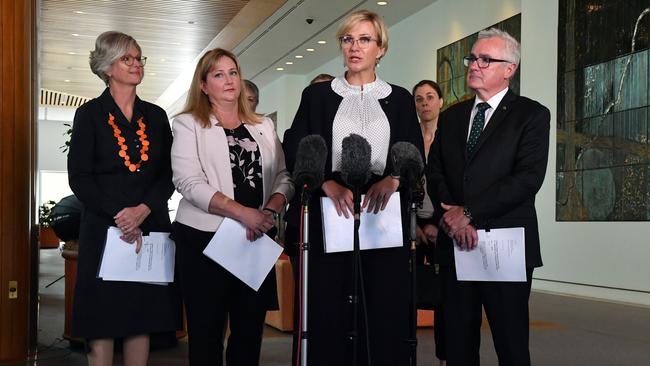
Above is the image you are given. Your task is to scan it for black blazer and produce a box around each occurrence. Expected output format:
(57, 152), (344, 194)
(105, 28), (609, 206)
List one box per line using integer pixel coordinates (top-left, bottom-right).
(283, 80), (424, 180)
(68, 88), (174, 233)
(427, 90), (550, 268)
(282, 79), (424, 252)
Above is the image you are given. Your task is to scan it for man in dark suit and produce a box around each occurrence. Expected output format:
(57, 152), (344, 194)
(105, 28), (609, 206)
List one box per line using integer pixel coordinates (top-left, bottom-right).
(427, 28), (550, 366)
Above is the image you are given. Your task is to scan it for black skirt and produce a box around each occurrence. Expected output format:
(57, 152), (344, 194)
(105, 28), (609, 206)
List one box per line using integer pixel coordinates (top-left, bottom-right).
(72, 210), (182, 340)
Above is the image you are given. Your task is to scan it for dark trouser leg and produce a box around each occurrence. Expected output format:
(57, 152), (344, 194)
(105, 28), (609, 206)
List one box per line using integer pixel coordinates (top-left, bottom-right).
(481, 268), (534, 366)
(434, 302), (446, 361)
(443, 265), (482, 366)
(176, 224), (228, 366)
(225, 281), (268, 366)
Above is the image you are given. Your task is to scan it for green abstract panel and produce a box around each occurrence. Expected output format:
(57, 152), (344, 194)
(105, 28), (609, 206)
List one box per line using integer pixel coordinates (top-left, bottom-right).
(557, 0), (650, 221)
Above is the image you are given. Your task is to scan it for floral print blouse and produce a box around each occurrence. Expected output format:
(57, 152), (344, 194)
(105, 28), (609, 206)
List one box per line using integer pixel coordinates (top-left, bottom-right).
(224, 124), (263, 209)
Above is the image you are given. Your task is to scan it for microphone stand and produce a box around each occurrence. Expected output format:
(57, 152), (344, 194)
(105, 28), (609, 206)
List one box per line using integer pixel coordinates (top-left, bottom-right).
(407, 183), (423, 366)
(349, 185), (362, 366)
(299, 186), (311, 366)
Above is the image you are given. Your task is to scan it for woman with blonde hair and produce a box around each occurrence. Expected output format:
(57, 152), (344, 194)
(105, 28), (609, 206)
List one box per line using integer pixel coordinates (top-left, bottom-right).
(171, 48), (293, 365)
(283, 9), (423, 365)
(68, 30), (181, 365)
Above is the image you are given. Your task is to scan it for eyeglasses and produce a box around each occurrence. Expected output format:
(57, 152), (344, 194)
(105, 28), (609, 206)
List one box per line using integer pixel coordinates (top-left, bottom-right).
(339, 35), (378, 49)
(463, 56), (512, 68)
(119, 55), (147, 66)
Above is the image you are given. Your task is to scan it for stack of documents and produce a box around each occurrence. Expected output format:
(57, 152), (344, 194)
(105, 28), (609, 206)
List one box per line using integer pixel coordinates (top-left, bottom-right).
(321, 192), (404, 253)
(98, 227), (175, 283)
(453, 227), (526, 282)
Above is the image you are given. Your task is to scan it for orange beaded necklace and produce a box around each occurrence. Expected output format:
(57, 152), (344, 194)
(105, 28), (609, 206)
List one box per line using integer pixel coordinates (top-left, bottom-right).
(108, 113), (149, 172)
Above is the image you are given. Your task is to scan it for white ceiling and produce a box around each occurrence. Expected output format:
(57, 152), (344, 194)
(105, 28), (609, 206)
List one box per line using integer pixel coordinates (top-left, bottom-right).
(39, 0), (437, 108)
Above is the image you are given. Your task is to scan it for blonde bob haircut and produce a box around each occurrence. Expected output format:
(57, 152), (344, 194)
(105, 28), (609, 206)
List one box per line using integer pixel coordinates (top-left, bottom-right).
(335, 9), (388, 57)
(179, 48), (260, 128)
(90, 31), (142, 86)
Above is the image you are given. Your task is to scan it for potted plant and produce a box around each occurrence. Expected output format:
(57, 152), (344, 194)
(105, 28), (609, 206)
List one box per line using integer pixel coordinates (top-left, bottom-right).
(39, 200), (60, 248)
(60, 123), (72, 153)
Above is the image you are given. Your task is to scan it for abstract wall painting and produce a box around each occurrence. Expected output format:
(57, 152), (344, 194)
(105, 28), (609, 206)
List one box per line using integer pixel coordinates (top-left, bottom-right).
(557, 0), (650, 221)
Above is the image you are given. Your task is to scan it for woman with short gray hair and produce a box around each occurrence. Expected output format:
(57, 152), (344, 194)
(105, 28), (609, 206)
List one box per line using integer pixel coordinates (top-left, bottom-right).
(68, 31), (181, 366)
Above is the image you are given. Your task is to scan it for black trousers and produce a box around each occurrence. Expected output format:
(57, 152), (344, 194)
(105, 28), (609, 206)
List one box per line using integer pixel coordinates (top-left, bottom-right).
(174, 222), (269, 366)
(443, 265), (534, 366)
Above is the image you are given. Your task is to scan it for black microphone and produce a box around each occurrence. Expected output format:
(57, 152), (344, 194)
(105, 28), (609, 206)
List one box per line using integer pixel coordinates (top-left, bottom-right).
(340, 134), (371, 188)
(293, 135), (328, 191)
(390, 141), (424, 202)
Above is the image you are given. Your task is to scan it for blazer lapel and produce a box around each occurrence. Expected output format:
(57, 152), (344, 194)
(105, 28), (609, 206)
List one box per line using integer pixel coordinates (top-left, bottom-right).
(454, 101), (473, 161)
(467, 90), (517, 161)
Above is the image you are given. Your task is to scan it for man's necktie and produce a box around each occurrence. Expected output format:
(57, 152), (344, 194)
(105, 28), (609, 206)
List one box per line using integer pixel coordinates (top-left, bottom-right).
(466, 102), (490, 156)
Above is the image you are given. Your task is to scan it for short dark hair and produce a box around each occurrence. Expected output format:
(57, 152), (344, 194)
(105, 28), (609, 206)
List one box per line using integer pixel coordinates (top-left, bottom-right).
(310, 73), (335, 85)
(243, 79), (259, 104)
(412, 80), (442, 98)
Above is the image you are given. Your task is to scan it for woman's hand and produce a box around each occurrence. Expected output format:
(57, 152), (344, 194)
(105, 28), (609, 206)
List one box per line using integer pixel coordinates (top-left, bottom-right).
(322, 180), (354, 218)
(114, 204), (151, 236)
(362, 176), (400, 214)
(120, 228), (143, 253)
(416, 225), (427, 245)
(422, 224), (439, 246)
(239, 208), (275, 241)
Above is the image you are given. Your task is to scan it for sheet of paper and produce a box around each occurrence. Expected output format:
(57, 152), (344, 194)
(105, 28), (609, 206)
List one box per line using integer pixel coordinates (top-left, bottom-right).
(98, 227), (175, 283)
(321, 192), (403, 253)
(202, 217), (283, 291)
(454, 227), (526, 282)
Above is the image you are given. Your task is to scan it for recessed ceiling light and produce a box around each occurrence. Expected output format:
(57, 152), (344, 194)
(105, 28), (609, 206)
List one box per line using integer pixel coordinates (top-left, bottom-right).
(67, 52), (76, 55)
(161, 58), (166, 62)
(377, 1), (388, 5)
(149, 73), (156, 76)
(74, 11), (85, 14)
(295, 55), (304, 59)
(71, 33), (80, 37)
(306, 48), (315, 52)
(276, 67), (284, 71)
(64, 79), (71, 82)
(317, 40), (327, 44)
(285, 61), (294, 65)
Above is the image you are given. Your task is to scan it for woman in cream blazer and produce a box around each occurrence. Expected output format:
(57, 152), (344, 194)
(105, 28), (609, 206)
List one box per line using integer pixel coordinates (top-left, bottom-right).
(171, 48), (293, 366)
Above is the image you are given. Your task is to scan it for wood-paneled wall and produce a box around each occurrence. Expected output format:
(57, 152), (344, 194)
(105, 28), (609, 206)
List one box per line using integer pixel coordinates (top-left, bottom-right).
(0, 0), (37, 362)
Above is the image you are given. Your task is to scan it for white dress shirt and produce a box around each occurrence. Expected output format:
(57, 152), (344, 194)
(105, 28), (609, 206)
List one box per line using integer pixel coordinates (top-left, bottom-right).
(467, 87), (509, 140)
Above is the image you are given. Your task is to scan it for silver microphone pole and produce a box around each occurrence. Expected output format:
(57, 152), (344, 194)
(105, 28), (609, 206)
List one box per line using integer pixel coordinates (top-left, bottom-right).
(300, 188), (310, 366)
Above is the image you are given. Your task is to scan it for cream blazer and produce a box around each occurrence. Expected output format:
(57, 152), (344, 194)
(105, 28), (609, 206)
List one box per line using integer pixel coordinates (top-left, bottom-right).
(171, 113), (294, 232)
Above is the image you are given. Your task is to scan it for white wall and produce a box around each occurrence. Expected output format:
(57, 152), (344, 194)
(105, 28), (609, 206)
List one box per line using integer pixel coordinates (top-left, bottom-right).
(37, 107), (75, 205)
(260, 0), (650, 305)
(257, 74), (307, 137)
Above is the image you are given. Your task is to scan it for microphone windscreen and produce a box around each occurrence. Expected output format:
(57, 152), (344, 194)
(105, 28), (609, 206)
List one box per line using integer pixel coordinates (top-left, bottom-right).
(390, 141), (424, 178)
(341, 134), (371, 187)
(293, 135), (328, 190)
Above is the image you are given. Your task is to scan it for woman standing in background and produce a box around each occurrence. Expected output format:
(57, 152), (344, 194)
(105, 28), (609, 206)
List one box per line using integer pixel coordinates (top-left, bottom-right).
(413, 79), (447, 366)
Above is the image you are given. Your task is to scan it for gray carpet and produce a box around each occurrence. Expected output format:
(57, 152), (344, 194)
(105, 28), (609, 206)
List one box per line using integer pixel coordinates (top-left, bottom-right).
(32, 249), (650, 365)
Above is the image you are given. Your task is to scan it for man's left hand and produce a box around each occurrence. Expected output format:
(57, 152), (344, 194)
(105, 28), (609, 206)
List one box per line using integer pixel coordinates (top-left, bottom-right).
(440, 203), (470, 237)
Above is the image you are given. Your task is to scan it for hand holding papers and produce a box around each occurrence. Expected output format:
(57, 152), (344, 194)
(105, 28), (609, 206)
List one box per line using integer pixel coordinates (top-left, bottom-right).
(454, 227), (526, 282)
(203, 218), (283, 291)
(321, 192), (403, 253)
(99, 227), (175, 283)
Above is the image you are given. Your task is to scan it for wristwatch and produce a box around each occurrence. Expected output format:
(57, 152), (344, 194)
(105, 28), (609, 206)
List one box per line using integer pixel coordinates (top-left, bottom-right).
(263, 207), (279, 221)
(463, 207), (473, 222)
